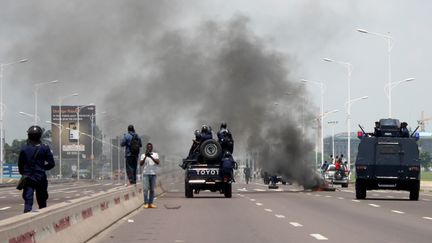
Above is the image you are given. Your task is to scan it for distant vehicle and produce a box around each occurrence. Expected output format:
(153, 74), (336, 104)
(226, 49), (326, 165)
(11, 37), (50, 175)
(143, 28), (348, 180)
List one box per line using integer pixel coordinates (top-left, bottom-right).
(355, 118), (420, 200)
(181, 139), (237, 198)
(323, 164), (349, 187)
(261, 171), (289, 185)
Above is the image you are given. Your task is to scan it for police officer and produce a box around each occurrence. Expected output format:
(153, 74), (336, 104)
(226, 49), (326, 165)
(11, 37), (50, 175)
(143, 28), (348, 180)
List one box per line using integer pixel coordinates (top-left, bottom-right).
(217, 122), (234, 154)
(221, 151), (236, 182)
(18, 125), (55, 213)
(400, 122), (409, 137)
(200, 124), (213, 142)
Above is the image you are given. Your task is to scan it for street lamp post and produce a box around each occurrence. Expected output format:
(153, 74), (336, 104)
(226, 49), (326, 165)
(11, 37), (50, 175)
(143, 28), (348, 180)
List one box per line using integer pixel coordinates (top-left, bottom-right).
(328, 121), (338, 160)
(0, 58), (28, 182)
(58, 93), (79, 178)
(76, 103), (94, 181)
(19, 112), (41, 123)
(302, 79), (325, 168)
(385, 78), (415, 116)
(324, 58), (354, 179)
(357, 28), (394, 117)
(34, 80), (59, 125)
(345, 95), (368, 176)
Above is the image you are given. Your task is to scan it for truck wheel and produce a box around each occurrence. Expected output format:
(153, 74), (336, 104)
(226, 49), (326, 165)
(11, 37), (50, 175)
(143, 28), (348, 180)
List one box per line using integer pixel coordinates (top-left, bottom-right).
(200, 139), (222, 161)
(342, 183), (349, 188)
(224, 183), (232, 198)
(409, 181), (420, 201)
(185, 182), (193, 198)
(355, 180), (366, 199)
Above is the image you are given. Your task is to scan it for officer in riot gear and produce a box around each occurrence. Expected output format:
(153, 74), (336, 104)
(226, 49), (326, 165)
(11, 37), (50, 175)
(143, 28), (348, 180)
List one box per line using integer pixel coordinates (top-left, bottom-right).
(18, 125), (55, 213)
(217, 122), (234, 154)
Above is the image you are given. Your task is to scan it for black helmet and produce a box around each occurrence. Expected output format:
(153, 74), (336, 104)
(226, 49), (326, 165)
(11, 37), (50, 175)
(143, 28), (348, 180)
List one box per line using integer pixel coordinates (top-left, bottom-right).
(27, 125), (43, 141)
(223, 151), (231, 158)
(127, 125), (135, 132)
(220, 122), (227, 129)
(194, 130), (201, 139)
(201, 124), (209, 133)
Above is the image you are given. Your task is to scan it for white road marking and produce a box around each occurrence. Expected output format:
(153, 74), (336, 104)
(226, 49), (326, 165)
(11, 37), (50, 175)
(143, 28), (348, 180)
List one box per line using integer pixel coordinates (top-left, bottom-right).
(264, 208), (273, 212)
(253, 188), (265, 192)
(372, 193), (380, 197)
(275, 214), (286, 218)
(290, 222), (303, 227)
(103, 183), (113, 186)
(386, 195), (394, 198)
(64, 191), (78, 194)
(238, 188), (248, 192)
(306, 193), (312, 196)
(250, 199), (256, 202)
(0, 207), (11, 211)
(127, 219), (134, 223)
(325, 195), (332, 198)
(351, 200), (360, 202)
(368, 204), (381, 208)
(256, 203), (263, 206)
(337, 197), (344, 200)
(422, 217), (432, 220)
(53, 198), (60, 201)
(391, 210), (405, 214)
(422, 198), (431, 202)
(0, 196), (5, 199)
(310, 234), (328, 240)
(314, 194), (321, 197)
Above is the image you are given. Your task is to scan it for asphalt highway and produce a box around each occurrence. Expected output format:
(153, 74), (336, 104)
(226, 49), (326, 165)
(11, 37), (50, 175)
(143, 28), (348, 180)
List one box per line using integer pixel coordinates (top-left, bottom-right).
(0, 180), (123, 219)
(90, 180), (432, 243)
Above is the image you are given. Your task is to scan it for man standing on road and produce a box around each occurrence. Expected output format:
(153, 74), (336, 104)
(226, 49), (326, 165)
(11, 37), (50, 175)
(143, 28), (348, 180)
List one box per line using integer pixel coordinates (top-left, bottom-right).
(244, 165), (251, 184)
(18, 125), (55, 213)
(121, 125), (142, 185)
(140, 143), (160, 208)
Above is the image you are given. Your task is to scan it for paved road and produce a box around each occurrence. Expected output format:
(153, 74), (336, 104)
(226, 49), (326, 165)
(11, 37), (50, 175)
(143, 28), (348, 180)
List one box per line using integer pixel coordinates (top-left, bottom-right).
(0, 180), (123, 219)
(91, 180), (432, 243)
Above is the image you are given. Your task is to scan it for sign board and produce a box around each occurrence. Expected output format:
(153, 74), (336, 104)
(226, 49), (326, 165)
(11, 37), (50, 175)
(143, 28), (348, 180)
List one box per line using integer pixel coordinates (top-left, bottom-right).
(51, 105), (95, 159)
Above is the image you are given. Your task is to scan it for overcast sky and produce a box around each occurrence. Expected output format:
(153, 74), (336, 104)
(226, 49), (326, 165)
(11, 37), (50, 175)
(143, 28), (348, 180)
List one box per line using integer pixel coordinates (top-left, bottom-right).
(1, 0), (431, 149)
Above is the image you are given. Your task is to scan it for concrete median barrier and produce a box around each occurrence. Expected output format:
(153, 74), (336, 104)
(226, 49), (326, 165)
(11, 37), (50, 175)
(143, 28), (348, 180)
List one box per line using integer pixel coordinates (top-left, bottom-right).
(0, 169), (180, 243)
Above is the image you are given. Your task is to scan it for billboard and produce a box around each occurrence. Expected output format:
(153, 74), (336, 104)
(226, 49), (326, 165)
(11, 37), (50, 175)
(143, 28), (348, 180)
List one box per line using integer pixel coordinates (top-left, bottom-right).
(51, 105), (96, 159)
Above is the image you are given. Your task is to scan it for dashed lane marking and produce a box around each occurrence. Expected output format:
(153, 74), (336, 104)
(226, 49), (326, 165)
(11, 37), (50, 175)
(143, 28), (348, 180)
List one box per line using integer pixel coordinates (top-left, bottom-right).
(264, 209), (273, 212)
(253, 188), (266, 192)
(351, 200), (360, 202)
(422, 217), (432, 220)
(290, 222), (303, 227)
(391, 210), (405, 214)
(422, 198), (431, 201)
(250, 199), (256, 202)
(314, 194), (321, 197)
(275, 214), (286, 218)
(255, 202), (263, 206)
(237, 188), (248, 192)
(310, 234), (328, 240)
(337, 197), (344, 200)
(0, 196), (5, 199)
(0, 207), (11, 211)
(325, 195), (332, 198)
(368, 204), (381, 208)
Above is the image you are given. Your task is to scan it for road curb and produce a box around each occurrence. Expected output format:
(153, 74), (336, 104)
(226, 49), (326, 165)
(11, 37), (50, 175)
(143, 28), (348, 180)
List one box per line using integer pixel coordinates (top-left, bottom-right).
(0, 170), (178, 243)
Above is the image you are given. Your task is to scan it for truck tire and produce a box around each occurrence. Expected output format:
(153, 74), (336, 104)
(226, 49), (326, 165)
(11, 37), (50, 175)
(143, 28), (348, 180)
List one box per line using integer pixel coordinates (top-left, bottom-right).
(200, 139), (222, 161)
(185, 182), (193, 198)
(355, 180), (366, 199)
(224, 183), (232, 198)
(342, 183), (349, 188)
(409, 181), (420, 201)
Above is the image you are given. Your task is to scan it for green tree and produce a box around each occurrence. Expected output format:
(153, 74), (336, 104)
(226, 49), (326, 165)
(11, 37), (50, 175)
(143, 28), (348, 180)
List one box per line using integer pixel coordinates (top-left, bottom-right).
(5, 139), (27, 164)
(420, 151), (432, 169)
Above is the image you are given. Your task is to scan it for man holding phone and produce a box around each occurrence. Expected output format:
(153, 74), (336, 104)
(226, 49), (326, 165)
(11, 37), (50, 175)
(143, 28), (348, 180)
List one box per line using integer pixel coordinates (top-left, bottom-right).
(140, 143), (160, 208)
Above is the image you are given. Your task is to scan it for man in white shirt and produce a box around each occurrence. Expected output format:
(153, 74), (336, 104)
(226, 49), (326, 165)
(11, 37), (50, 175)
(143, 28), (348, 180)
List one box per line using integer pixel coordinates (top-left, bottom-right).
(140, 143), (160, 208)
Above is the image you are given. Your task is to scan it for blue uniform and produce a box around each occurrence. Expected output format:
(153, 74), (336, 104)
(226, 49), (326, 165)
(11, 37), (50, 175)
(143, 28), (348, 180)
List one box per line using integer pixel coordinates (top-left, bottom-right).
(18, 142), (55, 213)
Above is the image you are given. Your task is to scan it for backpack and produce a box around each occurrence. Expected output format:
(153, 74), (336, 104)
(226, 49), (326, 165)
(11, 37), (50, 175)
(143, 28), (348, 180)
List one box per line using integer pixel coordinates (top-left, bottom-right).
(129, 134), (140, 155)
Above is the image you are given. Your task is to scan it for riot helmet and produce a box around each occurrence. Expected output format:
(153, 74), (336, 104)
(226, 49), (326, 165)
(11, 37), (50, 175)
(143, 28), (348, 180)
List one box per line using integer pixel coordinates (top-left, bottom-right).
(201, 124), (209, 133)
(220, 122), (227, 129)
(27, 125), (43, 142)
(194, 129), (201, 140)
(127, 125), (135, 132)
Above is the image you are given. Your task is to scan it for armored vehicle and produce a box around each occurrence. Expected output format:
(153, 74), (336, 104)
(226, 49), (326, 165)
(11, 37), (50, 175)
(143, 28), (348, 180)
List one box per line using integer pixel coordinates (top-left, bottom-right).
(355, 118), (420, 200)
